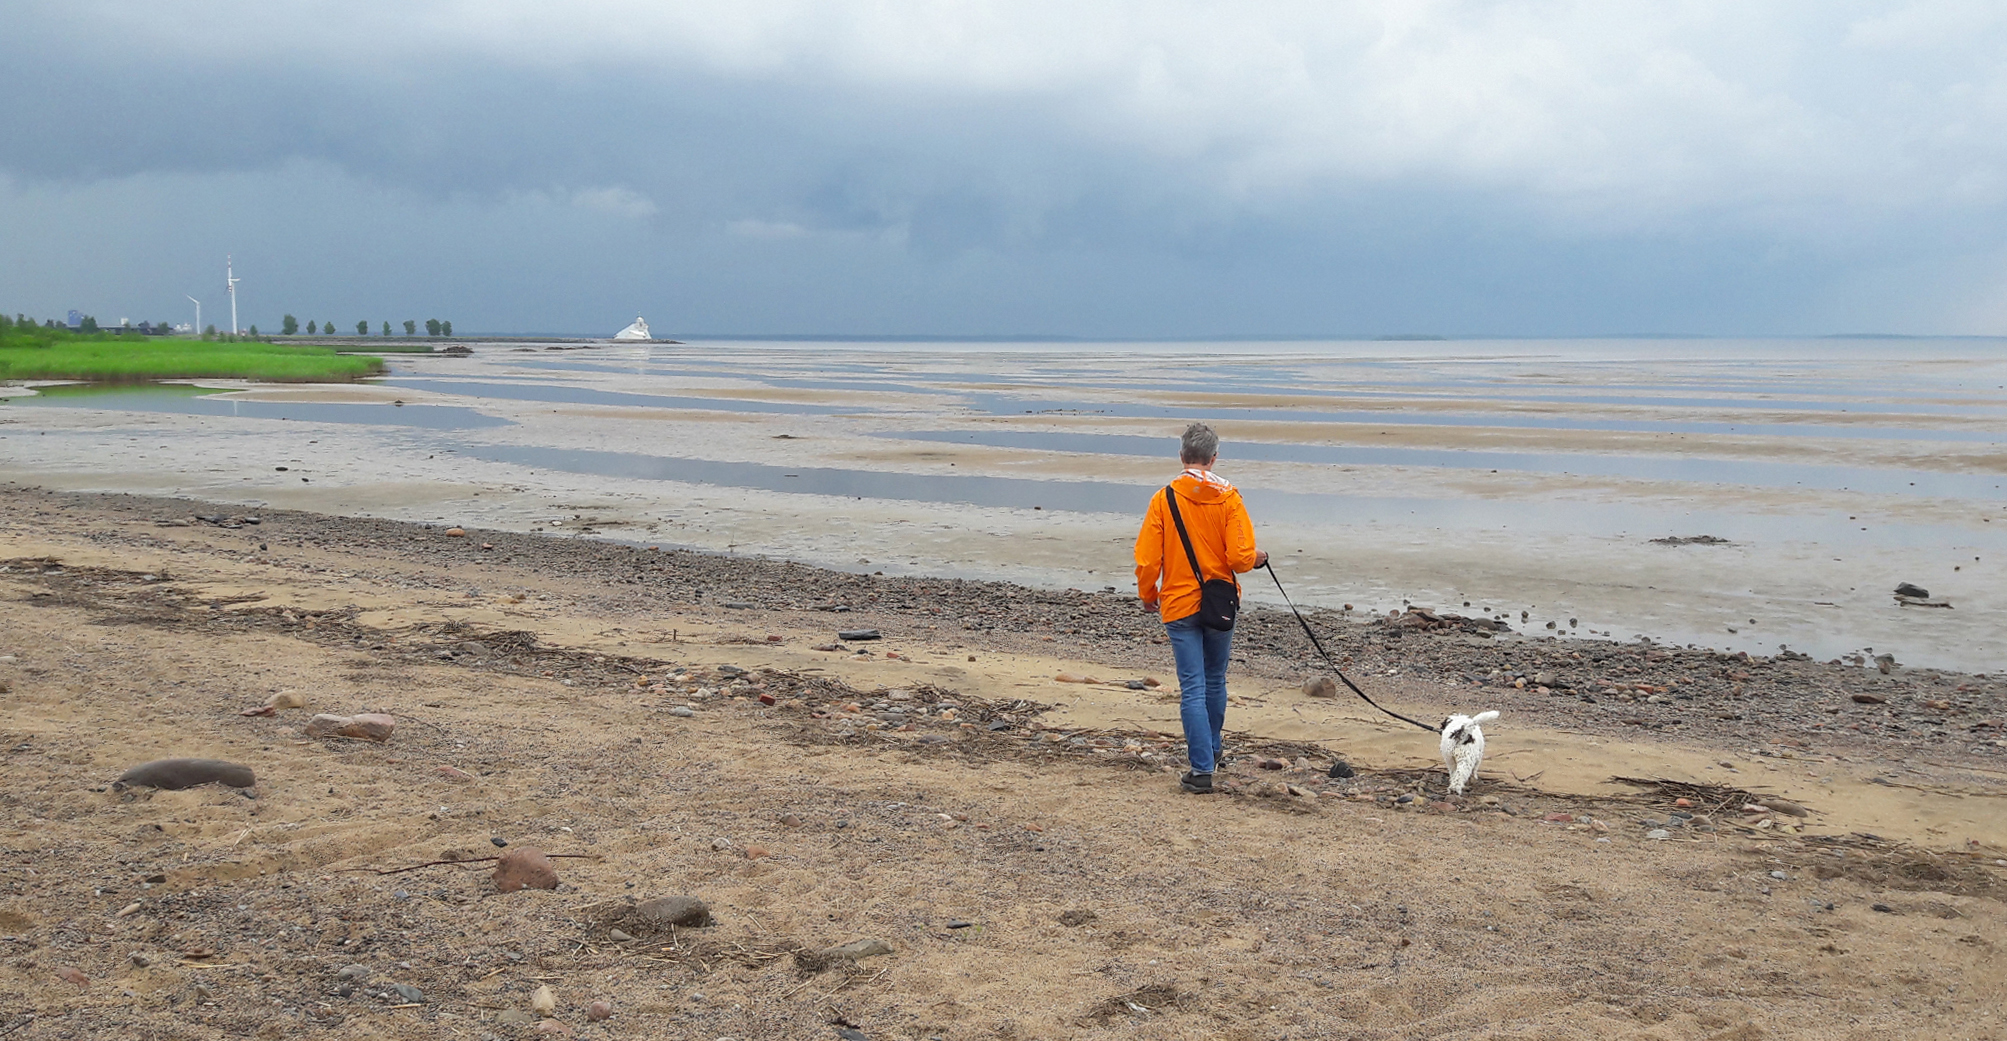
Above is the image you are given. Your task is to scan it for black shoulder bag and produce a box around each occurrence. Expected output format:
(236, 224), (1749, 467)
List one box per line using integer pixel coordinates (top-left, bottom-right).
(1163, 485), (1240, 631)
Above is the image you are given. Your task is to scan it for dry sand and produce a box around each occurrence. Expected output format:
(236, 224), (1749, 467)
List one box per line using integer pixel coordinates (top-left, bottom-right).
(0, 487), (2003, 1040)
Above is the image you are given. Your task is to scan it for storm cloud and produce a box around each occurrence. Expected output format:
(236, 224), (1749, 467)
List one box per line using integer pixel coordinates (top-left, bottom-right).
(6, 1), (2006, 336)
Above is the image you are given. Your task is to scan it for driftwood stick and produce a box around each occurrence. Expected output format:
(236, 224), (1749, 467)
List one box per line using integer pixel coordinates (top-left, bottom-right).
(339, 853), (602, 876)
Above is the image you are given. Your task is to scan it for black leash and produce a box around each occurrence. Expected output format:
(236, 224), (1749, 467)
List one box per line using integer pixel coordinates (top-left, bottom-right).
(1260, 562), (1438, 733)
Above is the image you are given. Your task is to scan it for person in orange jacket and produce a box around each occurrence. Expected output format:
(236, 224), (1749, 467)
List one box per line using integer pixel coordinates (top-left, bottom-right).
(1134, 422), (1267, 794)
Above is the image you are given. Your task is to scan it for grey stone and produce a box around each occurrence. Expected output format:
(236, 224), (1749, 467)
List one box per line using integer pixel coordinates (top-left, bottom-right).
(1769, 870), (1789, 880)
(497, 1009), (535, 1025)
(636, 895), (713, 928)
(837, 629), (882, 641)
(668, 706), (696, 718)
(390, 983), (426, 1004)
(1646, 829), (1671, 841)
(336, 964), (371, 980)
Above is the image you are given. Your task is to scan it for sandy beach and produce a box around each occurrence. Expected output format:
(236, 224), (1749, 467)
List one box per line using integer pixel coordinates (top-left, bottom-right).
(1, 485), (2002, 1039)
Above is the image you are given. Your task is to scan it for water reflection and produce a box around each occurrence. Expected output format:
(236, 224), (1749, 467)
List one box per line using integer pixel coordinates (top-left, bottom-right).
(4, 383), (511, 429)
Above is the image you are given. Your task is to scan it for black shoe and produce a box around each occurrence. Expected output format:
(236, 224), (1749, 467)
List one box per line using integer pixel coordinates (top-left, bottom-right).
(1180, 771), (1214, 794)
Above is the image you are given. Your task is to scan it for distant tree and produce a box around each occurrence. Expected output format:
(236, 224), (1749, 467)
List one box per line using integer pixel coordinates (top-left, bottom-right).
(356, 319), (369, 336)
(248, 325), (260, 338)
(282, 314), (299, 335)
(322, 320), (334, 336)
(403, 320), (417, 336)
(381, 321), (391, 336)
(424, 318), (442, 336)
(441, 320), (453, 336)
(202, 324), (217, 340)
(79, 316), (99, 333)
(307, 320), (318, 334)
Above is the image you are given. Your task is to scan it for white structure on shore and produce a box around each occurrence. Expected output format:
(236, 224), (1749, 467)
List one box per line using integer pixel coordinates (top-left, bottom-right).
(614, 316), (651, 340)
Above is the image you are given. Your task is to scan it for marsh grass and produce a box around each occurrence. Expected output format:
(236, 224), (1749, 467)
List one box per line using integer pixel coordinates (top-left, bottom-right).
(0, 324), (383, 382)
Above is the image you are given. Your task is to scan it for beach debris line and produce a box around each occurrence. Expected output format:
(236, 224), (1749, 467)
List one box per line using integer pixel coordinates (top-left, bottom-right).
(1053, 671), (1161, 689)
(1650, 534), (1732, 545)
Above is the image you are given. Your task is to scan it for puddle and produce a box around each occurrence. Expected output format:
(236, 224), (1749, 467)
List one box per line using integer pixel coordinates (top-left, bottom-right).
(884, 430), (2007, 500)
(1, 383), (512, 429)
(960, 394), (2007, 443)
(458, 443), (2003, 552)
(379, 378), (853, 415)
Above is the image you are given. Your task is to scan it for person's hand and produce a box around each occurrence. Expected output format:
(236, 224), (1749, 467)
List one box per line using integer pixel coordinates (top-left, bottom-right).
(1253, 549), (1269, 568)
(1142, 599), (1159, 614)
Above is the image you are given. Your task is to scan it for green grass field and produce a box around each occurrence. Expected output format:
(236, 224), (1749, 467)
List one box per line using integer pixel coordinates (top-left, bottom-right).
(0, 322), (384, 382)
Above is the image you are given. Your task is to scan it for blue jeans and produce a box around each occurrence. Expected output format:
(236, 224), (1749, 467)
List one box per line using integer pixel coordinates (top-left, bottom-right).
(1166, 614), (1233, 774)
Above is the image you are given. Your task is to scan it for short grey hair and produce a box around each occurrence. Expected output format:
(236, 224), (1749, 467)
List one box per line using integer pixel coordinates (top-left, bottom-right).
(1180, 422), (1219, 464)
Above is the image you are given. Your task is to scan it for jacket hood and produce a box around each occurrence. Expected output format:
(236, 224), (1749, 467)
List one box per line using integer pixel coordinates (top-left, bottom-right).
(1171, 470), (1238, 504)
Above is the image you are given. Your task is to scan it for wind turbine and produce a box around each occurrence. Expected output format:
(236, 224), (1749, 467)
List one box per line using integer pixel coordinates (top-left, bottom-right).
(185, 295), (200, 336)
(226, 255), (241, 335)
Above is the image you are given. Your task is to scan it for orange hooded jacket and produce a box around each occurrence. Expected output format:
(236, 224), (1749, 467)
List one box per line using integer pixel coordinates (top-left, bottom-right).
(1134, 469), (1261, 623)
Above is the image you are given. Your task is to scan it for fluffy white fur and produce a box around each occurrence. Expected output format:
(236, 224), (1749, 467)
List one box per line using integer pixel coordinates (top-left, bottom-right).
(1440, 710), (1500, 795)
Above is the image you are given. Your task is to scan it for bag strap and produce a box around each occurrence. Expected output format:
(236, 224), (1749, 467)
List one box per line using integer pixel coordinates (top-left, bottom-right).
(1163, 485), (1208, 583)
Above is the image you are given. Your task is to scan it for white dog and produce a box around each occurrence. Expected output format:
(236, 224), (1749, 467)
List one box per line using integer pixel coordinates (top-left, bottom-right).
(1440, 711), (1500, 795)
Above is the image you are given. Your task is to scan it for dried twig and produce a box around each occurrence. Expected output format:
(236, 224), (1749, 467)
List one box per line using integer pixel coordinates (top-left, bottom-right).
(338, 853), (602, 875)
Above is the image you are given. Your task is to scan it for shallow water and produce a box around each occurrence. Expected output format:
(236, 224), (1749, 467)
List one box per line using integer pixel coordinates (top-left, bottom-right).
(6, 337), (2006, 671)
(3, 382), (510, 429)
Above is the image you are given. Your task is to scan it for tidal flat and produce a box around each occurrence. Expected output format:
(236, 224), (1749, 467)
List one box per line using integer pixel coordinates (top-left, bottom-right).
(3, 336), (2005, 671)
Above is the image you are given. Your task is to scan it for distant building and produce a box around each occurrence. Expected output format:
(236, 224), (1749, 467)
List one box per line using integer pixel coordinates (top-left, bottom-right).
(66, 310), (82, 329)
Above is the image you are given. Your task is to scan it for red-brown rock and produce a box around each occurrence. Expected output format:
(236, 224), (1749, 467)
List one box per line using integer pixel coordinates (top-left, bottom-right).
(304, 712), (396, 741)
(493, 847), (560, 892)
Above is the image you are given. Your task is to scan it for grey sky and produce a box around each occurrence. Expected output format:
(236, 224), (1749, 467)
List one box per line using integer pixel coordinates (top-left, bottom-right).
(6, 1), (2006, 336)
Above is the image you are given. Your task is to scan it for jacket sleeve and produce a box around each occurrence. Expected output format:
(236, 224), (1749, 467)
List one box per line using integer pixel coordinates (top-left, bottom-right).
(1133, 492), (1165, 601)
(1224, 490), (1260, 574)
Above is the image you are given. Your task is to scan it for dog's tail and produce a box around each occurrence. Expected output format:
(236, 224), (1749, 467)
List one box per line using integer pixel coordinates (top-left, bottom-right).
(1471, 710), (1499, 725)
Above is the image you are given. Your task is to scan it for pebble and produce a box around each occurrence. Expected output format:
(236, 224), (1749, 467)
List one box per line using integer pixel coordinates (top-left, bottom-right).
(668, 706), (696, 718)
(54, 966), (88, 987)
(497, 1010), (534, 1026)
(390, 983), (425, 1004)
(493, 847), (560, 892)
(436, 765), (474, 782)
(129, 952), (150, 967)
(444, 528), (466, 537)
(586, 1001), (613, 1021)
(838, 629), (882, 641)
(608, 928), (636, 942)
(1327, 760), (1355, 779)
(336, 964), (370, 980)
(1646, 829), (1671, 841)
(1769, 870), (1789, 880)
(536, 1020), (573, 1037)
(1872, 903), (1894, 913)
(531, 984), (557, 1015)
(491, 836), (509, 847)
